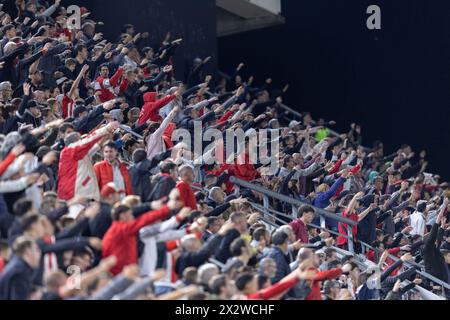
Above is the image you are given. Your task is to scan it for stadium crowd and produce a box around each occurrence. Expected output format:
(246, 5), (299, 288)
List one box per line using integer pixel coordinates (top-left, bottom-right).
(0, 0), (448, 301)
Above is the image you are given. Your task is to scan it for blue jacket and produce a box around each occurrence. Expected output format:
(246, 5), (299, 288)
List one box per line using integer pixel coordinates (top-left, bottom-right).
(313, 177), (346, 230)
(264, 246), (291, 284)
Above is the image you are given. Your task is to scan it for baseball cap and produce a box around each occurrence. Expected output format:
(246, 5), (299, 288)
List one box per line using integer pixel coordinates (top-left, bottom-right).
(100, 182), (120, 198)
(26, 100), (40, 109)
(289, 120), (301, 130)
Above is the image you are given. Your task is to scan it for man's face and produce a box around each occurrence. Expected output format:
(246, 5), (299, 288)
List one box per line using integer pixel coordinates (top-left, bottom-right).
(103, 146), (118, 163)
(80, 47), (88, 60)
(328, 251), (337, 262)
(129, 110), (140, 123)
(303, 114), (312, 124)
(30, 71), (43, 84)
(234, 217), (248, 234)
(214, 190), (225, 203)
(1, 87), (12, 99)
(100, 66), (109, 78)
(303, 211), (315, 224)
(374, 179), (383, 190)
(26, 243), (42, 268)
(126, 27), (135, 36)
(263, 260), (277, 278)
(6, 27), (16, 38)
(293, 154), (304, 166)
(120, 210), (134, 222)
(444, 253), (450, 264)
(209, 221), (221, 234)
(244, 276), (258, 294)
(182, 168), (195, 183)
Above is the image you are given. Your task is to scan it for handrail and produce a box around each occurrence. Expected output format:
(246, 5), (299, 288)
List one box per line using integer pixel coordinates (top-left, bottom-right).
(230, 176), (357, 226)
(232, 177), (450, 293)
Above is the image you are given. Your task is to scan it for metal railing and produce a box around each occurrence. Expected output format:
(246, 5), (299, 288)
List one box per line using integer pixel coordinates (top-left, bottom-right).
(229, 176), (450, 293)
(229, 176), (357, 252)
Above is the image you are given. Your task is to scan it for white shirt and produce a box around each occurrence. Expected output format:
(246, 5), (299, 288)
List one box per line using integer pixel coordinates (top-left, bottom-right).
(410, 211), (426, 236)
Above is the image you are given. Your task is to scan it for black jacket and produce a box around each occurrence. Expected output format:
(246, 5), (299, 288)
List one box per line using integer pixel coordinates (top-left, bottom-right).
(0, 256), (35, 300)
(424, 223), (450, 283)
(175, 233), (224, 276)
(214, 229), (240, 263)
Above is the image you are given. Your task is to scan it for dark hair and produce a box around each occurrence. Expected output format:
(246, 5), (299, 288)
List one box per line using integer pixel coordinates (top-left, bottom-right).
(230, 238), (247, 257)
(74, 44), (87, 57)
(271, 231), (289, 246)
(234, 272), (255, 291)
(2, 24), (15, 34)
(62, 81), (73, 95)
(417, 201), (427, 213)
(209, 275), (227, 295)
(59, 122), (74, 134)
(206, 216), (219, 229)
(328, 260), (342, 269)
(111, 204), (131, 221)
(73, 247), (94, 260)
(298, 205), (315, 218)
(13, 198), (33, 217)
(283, 155), (293, 167)
(252, 227), (267, 242)
(132, 148), (147, 163)
(256, 274), (269, 290)
(371, 240), (383, 249)
(160, 161), (177, 174)
(324, 247), (336, 259)
(21, 215), (41, 232)
(103, 141), (118, 151)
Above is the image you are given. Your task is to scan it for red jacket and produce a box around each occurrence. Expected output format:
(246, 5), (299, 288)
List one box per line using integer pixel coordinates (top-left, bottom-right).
(94, 67), (125, 103)
(137, 92), (176, 125)
(366, 247), (401, 275)
(306, 268), (343, 300)
(176, 180), (197, 210)
(337, 210), (359, 246)
(57, 126), (110, 201)
(102, 205), (170, 275)
(94, 160), (133, 195)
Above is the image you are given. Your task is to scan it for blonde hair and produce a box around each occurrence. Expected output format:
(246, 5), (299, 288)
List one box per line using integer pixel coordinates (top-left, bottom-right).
(121, 195), (141, 207)
(317, 183), (329, 193)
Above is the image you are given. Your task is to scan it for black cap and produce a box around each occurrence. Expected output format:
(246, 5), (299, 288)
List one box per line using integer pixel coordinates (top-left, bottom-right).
(73, 106), (87, 118)
(26, 100), (39, 109)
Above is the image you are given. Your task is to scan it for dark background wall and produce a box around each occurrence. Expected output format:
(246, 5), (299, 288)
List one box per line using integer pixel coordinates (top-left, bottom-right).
(70, 0), (217, 80)
(219, 0), (450, 180)
(69, 0), (449, 179)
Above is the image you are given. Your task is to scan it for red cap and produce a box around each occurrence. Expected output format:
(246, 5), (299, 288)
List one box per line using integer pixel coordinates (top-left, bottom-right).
(80, 7), (89, 15)
(100, 182), (119, 198)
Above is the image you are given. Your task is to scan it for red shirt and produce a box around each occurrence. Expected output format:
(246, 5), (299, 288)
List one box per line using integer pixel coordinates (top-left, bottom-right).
(289, 219), (308, 243)
(337, 210), (358, 246)
(305, 268), (343, 300)
(102, 206), (170, 275)
(176, 180), (197, 210)
(61, 95), (74, 119)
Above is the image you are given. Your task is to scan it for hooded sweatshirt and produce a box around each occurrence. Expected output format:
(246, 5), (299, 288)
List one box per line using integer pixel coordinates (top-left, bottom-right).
(137, 92), (176, 125)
